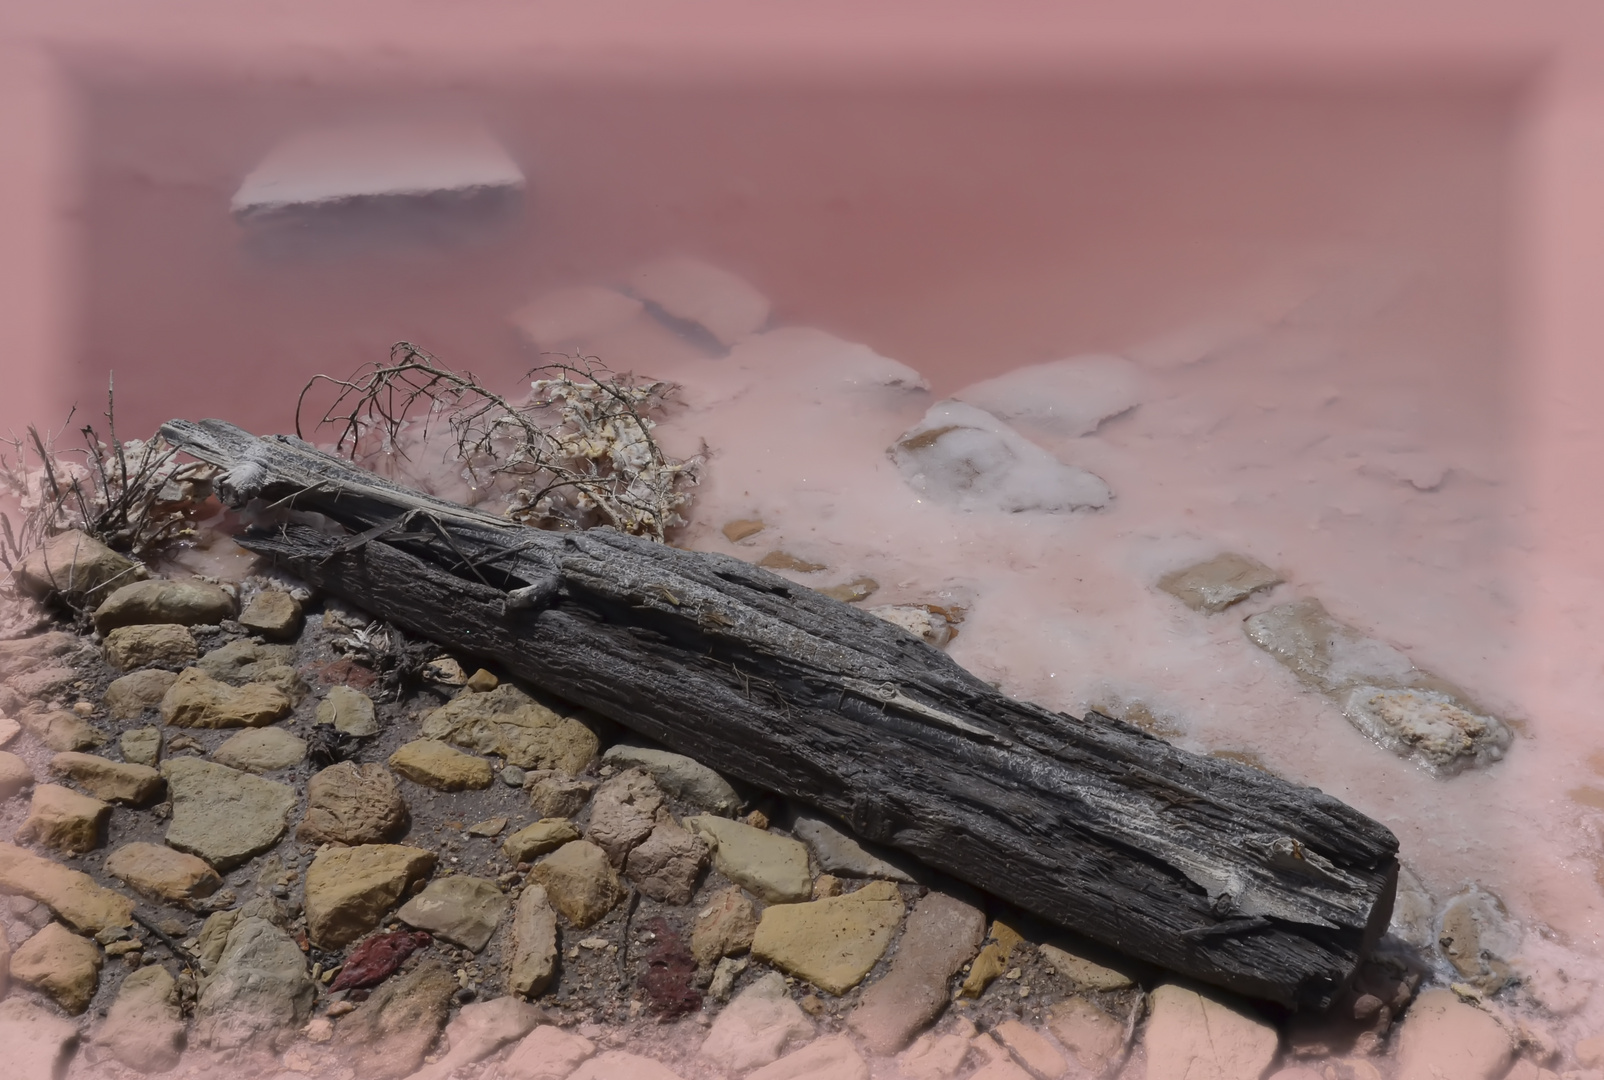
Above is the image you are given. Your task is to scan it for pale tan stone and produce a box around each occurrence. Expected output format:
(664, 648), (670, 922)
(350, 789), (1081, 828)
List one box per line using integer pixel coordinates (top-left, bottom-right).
(686, 813), (812, 903)
(238, 589), (303, 640)
(1038, 941), (1137, 990)
(11, 921), (102, 1013)
(296, 762), (408, 845)
(692, 885), (758, 967)
(162, 757), (296, 869)
(160, 667), (292, 728)
(960, 920), (1025, 998)
(305, 844), (437, 949)
(18, 782), (111, 853)
(585, 767), (663, 865)
(389, 739), (494, 790)
(16, 530), (142, 601)
(104, 669), (179, 719)
(507, 884), (557, 998)
(103, 623), (197, 671)
(18, 707), (104, 751)
(213, 726), (306, 773)
(317, 684), (378, 736)
(105, 841), (223, 902)
(0, 749), (34, 800)
(50, 750), (163, 804)
(0, 841), (135, 932)
(751, 881), (906, 995)
(529, 840), (621, 928)
(419, 684), (597, 773)
(93, 578), (235, 632)
(503, 818), (581, 863)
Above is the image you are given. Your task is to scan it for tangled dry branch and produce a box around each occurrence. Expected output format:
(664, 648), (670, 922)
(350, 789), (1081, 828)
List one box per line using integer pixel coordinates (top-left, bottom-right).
(0, 379), (218, 576)
(297, 342), (700, 542)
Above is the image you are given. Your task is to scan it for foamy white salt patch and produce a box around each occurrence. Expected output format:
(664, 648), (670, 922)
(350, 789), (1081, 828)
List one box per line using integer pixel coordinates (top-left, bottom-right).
(510, 286), (644, 349)
(954, 353), (1143, 437)
(890, 400), (1111, 514)
(231, 121), (524, 216)
(627, 257), (771, 347)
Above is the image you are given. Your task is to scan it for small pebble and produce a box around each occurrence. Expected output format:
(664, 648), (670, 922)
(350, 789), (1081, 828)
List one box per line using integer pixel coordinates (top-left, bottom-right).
(501, 766), (526, 788)
(465, 668), (499, 693)
(326, 1000), (356, 1018)
(744, 809), (769, 830)
(72, 700), (94, 717)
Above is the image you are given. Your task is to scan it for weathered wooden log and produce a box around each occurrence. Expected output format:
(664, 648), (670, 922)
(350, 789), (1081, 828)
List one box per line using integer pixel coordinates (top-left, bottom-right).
(162, 418), (1398, 1009)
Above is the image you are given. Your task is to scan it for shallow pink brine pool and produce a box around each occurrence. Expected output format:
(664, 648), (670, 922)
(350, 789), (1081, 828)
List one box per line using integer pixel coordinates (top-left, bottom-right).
(5, 9), (1604, 1078)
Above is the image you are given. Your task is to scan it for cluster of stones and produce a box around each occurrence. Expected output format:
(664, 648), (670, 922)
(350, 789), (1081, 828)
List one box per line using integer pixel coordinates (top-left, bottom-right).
(0, 531), (1574, 1080)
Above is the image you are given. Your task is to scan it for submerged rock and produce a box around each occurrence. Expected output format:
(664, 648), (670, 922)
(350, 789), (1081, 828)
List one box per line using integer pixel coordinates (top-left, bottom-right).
(747, 1034), (870, 1080)
(1393, 988), (1513, 1080)
(1158, 552), (1283, 614)
(0, 996), (81, 1080)
(336, 959), (458, 1080)
(1244, 598), (1512, 775)
(629, 256), (770, 346)
(502, 1024), (597, 1080)
(891, 400), (1111, 514)
(955, 353), (1143, 437)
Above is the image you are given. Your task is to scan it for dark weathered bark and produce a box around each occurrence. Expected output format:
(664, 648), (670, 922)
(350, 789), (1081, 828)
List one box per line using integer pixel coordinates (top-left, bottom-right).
(162, 418), (1399, 1009)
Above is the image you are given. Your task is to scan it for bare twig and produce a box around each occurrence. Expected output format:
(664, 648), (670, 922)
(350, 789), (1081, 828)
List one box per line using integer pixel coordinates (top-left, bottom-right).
(296, 343), (700, 541)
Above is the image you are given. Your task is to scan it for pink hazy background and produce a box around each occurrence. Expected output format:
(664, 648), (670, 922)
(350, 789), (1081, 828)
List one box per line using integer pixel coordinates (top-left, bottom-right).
(2, 0), (1603, 952)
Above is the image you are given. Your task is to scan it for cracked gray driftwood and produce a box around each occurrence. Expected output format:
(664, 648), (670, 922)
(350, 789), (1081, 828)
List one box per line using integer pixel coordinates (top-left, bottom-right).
(161, 417), (1400, 1009)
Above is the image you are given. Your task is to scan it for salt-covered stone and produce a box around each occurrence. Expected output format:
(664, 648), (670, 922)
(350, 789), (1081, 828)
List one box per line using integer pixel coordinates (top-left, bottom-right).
(511, 286), (645, 349)
(0, 997), (81, 1080)
(1245, 597), (1512, 775)
(891, 400), (1111, 513)
(1158, 552), (1284, 614)
(570, 1051), (688, 1080)
(408, 996), (542, 1080)
(1045, 997), (1126, 1073)
(955, 353), (1143, 436)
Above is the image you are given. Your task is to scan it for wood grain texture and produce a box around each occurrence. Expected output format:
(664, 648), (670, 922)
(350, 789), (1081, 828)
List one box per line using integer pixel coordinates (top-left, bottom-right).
(162, 418), (1399, 1009)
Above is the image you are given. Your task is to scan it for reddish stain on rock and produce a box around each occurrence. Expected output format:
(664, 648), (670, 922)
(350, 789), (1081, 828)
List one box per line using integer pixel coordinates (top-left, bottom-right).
(313, 659), (378, 689)
(331, 930), (432, 992)
(640, 916), (701, 1020)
